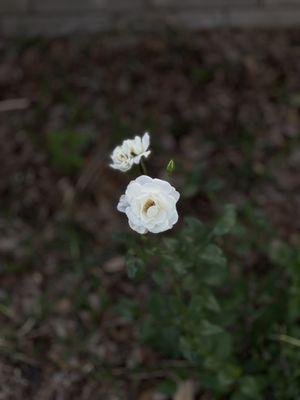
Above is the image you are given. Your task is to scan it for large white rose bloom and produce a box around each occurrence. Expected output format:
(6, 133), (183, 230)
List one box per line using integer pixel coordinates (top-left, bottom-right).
(117, 175), (180, 234)
(110, 132), (150, 172)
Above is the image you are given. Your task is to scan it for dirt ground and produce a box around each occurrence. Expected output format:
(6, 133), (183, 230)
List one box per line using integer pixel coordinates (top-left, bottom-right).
(0, 30), (300, 399)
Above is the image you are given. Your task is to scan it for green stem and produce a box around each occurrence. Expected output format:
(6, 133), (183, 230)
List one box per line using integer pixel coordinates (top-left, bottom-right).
(140, 159), (147, 175)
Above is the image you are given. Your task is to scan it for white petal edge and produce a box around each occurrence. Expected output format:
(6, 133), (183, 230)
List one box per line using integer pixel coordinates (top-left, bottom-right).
(142, 132), (150, 150)
(117, 195), (128, 212)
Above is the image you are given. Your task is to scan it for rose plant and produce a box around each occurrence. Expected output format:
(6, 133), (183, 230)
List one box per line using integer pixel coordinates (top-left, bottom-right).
(110, 132), (299, 399)
(110, 132), (240, 394)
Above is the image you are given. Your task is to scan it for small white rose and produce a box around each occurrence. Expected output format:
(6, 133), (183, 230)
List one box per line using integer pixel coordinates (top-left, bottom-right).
(110, 132), (151, 172)
(110, 145), (133, 172)
(117, 175), (180, 234)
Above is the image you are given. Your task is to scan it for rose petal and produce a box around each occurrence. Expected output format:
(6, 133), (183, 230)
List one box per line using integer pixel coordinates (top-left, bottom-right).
(142, 132), (150, 150)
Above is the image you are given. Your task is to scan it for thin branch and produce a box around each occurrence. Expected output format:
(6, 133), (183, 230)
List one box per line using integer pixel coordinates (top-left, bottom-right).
(0, 98), (30, 112)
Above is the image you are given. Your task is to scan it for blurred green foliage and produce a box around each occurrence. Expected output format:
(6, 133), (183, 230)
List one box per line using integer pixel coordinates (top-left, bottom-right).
(47, 130), (91, 175)
(120, 205), (300, 398)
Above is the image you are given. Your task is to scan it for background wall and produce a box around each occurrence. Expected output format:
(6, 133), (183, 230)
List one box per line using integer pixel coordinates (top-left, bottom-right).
(1, 0), (300, 36)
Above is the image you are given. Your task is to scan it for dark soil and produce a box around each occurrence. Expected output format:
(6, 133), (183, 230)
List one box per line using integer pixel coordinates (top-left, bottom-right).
(0, 30), (299, 399)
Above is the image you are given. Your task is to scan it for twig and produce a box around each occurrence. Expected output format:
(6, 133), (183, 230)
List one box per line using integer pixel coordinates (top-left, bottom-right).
(0, 98), (30, 112)
(90, 360), (195, 381)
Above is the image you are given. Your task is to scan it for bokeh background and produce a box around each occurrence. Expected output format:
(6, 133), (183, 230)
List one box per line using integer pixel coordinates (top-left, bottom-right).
(1, 2), (300, 399)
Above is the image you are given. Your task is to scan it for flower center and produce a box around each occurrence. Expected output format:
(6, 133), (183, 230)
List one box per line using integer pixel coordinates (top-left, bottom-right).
(143, 199), (155, 214)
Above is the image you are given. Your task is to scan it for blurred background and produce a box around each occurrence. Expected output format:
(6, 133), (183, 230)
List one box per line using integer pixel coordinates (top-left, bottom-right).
(2, 0), (300, 34)
(1, 1), (300, 399)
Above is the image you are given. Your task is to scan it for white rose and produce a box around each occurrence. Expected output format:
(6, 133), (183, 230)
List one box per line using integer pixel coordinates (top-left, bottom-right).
(110, 132), (150, 172)
(117, 175), (180, 234)
(122, 132), (151, 165)
(110, 145), (133, 172)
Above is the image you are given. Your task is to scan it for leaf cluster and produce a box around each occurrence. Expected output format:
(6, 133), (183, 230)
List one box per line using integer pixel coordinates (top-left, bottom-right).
(121, 205), (300, 398)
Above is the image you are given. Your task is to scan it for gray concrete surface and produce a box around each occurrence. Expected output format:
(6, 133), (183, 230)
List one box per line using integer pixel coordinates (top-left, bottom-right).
(0, 0), (300, 35)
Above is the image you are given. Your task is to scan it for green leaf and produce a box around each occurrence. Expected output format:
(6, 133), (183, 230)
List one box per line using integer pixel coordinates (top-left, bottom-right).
(239, 376), (263, 399)
(173, 260), (188, 275)
(204, 292), (221, 313)
(163, 237), (178, 252)
(184, 217), (205, 233)
(180, 337), (199, 362)
(200, 244), (226, 267)
(152, 269), (166, 286)
(200, 320), (223, 336)
(126, 250), (144, 279)
(214, 332), (233, 360)
(217, 364), (241, 387)
(213, 204), (236, 236)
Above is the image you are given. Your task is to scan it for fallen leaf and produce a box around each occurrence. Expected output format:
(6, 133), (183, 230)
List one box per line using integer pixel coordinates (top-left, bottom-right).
(173, 380), (195, 400)
(103, 256), (125, 273)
